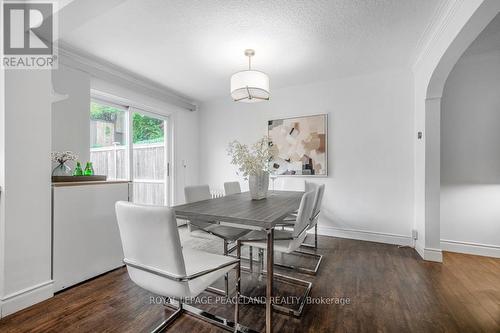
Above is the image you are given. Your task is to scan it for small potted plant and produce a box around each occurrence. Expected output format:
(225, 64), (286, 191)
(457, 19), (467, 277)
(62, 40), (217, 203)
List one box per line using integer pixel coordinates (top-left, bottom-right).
(227, 136), (271, 200)
(51, 151), (78, 176)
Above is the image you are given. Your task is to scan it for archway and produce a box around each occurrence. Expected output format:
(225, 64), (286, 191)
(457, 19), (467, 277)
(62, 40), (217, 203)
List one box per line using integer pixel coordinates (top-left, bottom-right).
(413, 0), (500, 262)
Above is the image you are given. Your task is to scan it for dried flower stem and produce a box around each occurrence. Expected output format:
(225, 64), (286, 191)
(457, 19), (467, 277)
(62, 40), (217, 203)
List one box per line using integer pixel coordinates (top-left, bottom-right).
(227, 137), (271, 177)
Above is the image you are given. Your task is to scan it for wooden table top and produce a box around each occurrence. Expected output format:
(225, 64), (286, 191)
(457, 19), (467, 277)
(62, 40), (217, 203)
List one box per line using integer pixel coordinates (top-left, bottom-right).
(172, 191), (304, 230)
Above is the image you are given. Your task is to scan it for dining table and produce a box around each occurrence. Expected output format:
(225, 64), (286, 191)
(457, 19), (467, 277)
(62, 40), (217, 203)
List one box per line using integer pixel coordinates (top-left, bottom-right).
(172, 190), (304, 333)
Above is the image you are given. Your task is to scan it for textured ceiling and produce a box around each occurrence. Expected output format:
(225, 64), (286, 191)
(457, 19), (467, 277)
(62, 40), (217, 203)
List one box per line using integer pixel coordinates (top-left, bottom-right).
(60, 0), (446, 102)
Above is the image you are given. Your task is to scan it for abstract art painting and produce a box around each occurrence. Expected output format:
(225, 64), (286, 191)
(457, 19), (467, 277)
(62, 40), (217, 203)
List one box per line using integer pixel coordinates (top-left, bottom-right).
(268, 114), (327, 176)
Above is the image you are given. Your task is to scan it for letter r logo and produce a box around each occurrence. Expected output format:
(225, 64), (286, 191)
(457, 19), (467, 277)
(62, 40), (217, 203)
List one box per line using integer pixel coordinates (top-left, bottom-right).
(3, 2), (53, 55)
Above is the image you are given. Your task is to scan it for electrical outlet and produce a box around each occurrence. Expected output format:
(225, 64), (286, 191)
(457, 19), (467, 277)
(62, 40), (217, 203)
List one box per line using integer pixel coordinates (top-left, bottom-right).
(412, 229), (418, 240)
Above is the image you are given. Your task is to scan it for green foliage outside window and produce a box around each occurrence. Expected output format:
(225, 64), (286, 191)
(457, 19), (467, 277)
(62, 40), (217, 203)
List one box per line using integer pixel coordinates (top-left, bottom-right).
(90, 102), (120, 122)
(90, 102), (164, 144)
(132, 113), (164, 144)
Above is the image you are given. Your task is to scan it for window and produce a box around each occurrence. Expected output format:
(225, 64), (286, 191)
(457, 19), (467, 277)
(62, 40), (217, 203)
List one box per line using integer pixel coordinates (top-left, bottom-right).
(90, 101), (129, 180)
(89, 98), (170, 205)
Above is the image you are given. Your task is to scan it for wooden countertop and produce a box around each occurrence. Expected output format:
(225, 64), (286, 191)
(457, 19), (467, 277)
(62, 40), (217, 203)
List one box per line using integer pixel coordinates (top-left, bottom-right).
(52, 180), (130, 187)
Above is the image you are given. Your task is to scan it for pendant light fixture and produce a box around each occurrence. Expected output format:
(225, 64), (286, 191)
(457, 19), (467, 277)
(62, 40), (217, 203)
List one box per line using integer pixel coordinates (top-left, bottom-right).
(230, 49), (270, 103)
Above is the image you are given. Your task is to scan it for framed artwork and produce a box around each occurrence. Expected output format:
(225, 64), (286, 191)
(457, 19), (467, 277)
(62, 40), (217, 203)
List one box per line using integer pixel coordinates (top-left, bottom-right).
(268, 114), (328, 176)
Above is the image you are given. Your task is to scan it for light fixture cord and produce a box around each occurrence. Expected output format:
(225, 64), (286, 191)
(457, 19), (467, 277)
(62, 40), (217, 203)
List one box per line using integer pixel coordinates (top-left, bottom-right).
(248, 55), (252, 70)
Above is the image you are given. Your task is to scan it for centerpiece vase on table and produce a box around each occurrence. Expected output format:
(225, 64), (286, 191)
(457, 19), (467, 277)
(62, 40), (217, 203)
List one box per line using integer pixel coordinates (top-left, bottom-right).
(227, 136), (271, 200)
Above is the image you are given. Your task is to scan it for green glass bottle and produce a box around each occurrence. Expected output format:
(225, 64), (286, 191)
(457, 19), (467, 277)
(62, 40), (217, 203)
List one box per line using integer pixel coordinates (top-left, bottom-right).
(73, 162), (83, 176)
(83, 162), (94, 176)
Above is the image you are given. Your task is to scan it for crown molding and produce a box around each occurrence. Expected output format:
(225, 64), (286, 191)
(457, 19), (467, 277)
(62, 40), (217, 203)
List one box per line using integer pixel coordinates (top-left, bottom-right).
(412, 0), (464, 70)
(55, 41), (198, 111)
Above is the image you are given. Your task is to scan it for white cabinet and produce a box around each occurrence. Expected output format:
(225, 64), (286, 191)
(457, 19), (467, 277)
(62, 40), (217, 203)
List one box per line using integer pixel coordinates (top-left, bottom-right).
(52, 181), (129, 292)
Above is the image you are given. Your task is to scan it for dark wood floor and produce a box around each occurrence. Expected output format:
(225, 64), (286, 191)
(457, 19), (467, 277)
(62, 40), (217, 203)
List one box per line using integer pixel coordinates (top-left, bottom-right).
(0, 233), (499, 333)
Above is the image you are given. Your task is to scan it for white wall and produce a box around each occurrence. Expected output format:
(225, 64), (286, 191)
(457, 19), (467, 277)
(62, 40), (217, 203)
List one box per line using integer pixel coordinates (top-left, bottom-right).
(0, 64), (5, 316)
(440, 50), (500, 257)
(199, 69), (415, 245)
(0, 70), (53, 317)
(52, 65), (91, 167)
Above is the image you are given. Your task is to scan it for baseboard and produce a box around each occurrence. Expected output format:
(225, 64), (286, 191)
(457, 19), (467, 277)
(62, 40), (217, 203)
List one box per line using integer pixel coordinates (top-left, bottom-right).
(0, 280), (54, 318)
(423, 247), (443, 262)
(316, 225), (413, 247)
(415, 241), (425, 259)
(441, 239), (500, 258)
(415, 242), (443, 262)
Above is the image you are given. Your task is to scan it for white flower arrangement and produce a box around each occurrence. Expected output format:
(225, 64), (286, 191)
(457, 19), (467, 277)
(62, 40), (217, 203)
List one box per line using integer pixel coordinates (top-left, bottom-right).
(51, 151), (78, 164)
(227, 137), (271, 178)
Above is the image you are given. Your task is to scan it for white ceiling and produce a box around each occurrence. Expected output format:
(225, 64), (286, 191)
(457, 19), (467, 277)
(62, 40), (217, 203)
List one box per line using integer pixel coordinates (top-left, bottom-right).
(60, 0), (446, 102)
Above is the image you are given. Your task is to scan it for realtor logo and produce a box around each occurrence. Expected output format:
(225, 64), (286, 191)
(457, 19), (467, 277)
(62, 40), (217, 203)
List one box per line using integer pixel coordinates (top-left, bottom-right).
(2, 1), (57, 69)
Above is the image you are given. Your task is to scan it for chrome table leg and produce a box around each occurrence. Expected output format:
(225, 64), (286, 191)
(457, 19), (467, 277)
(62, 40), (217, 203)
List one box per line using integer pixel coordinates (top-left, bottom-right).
(235, 240), (241, 332)
(266, 228), (274, 333)
(259, 248), (264, 271)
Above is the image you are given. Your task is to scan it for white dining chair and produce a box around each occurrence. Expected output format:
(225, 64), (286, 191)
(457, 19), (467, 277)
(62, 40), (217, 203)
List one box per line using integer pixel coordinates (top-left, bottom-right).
(184, 185), (250, 295)
(115, 201), (240, 332)
(224, 181), (241, 196)
(236, 190), (316, 316)
(240, 190), (315, 259)
(283, 181), (325, 249)
(272, 182), (324, 275)
(184, 185), (224, 232)
(306, 183), (325, 249)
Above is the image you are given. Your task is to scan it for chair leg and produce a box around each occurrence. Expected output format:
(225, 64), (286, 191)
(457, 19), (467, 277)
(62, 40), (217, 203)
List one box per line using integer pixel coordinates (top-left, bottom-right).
(258, 248), (264, 271)
(274, 250), (323, 275)
(238, 268), (312, 317)
(300, 225), (318, 249)
(314, 224), (318, 249)
(249, 246), (253, 271)
(152, 304), (183, 333)
(223, 240), (229, 297)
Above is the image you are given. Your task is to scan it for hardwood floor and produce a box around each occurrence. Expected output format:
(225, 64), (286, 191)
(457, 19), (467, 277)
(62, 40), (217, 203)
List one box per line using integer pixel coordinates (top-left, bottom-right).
(0, 231), (499, 333)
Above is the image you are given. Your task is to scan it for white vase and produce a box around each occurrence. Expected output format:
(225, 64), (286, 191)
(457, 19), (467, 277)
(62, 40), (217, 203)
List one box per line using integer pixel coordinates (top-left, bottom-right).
(249, 172), (269, 200)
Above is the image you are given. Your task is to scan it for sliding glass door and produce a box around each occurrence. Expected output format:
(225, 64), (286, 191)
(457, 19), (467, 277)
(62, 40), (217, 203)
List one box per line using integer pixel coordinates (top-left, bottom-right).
(90, 99), (170, 206)
(131, 110), (168, 205)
